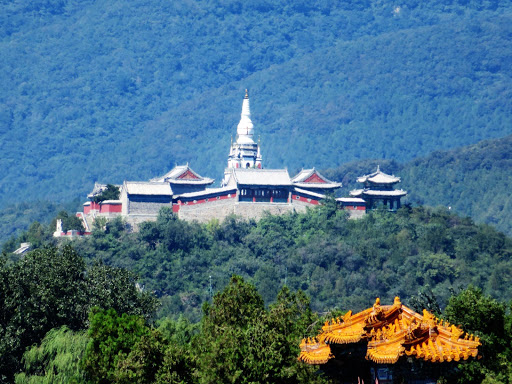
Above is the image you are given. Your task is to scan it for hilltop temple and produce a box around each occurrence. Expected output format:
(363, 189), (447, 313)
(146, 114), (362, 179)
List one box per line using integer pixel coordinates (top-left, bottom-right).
(350, 166), (407, 211)
(78, 91), (393, 231)
(299, 297), (480, 383)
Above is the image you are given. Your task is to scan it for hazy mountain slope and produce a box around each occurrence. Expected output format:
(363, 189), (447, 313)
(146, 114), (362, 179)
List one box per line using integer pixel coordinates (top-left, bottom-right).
(0, 0), (511, 208)
(0, 200), (82, 248)
(325, 135), (512, 235)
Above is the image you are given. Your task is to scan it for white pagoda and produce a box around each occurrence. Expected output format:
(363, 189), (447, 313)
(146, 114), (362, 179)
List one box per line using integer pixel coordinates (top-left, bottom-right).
(226, 90), (262, 170)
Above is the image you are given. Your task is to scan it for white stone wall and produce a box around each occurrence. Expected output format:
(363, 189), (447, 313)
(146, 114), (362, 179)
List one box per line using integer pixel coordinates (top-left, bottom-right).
(234, 202), (296, 220)
(178, 199), (236, 223)
(177, 200), (301, 223)
(127, 196), (172, 215)
(124, 214), (161, 231)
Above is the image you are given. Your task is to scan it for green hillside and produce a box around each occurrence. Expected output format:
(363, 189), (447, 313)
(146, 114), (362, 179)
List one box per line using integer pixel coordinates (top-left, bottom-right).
(4, 203), (512, 326)
(1, 0), (511, 207)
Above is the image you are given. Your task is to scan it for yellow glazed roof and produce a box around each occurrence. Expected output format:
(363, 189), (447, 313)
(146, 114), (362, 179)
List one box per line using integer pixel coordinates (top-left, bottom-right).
(299, 297), (480, 365)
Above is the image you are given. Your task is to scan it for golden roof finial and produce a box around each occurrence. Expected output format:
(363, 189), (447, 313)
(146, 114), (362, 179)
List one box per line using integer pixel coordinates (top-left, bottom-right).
(245, 89), (249, 99)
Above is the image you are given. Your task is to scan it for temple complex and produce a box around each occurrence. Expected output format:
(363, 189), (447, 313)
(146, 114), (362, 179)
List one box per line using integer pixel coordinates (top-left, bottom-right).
(350, 166), (407, 211)
(81, 90), (353, 230)
(299, 297), (480, 383)
(78, 91), (413, 231)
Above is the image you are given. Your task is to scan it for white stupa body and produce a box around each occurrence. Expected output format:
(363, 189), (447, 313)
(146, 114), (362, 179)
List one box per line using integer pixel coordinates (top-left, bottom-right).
(227, 90), (262, 170)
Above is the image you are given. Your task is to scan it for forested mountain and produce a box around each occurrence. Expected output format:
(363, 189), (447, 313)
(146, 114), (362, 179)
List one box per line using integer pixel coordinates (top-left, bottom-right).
(1, 0), (511, 208)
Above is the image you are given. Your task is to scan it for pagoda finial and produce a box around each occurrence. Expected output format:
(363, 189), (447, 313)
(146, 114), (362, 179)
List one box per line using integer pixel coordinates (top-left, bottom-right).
(377, 164), (380, 172)
(245, 89), (249, 99)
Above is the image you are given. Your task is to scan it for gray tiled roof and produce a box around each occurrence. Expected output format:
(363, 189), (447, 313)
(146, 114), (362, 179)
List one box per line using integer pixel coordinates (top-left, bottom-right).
(336, 197), (366, 204)
(362, 189), (407, 197)
(350, 189), (365, 197)
(150, 165), (214, 184)
(350, 188), (407, 197)
(231, 168), (292, 186)
(357, 169), (400, 184)
(124, 181), (173, 196)
(293, 187), (326, 199)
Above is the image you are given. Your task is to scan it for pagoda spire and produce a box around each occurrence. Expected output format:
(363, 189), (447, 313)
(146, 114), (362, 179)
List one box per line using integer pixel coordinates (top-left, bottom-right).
(225, 90), (263, 171)
(237, 89), (254, 143)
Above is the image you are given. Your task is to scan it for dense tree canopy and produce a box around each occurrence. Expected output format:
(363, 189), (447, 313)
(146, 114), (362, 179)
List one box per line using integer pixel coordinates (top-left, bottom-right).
(14, 277), (512, 383)
(0, 246), (157, 382)
(0, 204), (489, 326)
(443, 287), (512, 384)
(0, 0), (511, 208)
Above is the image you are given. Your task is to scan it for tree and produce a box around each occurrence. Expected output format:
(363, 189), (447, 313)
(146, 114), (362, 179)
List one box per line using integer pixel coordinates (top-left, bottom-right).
(443, 286), (511, 384)
(0, 246), (157, 382)
(82, 308), (158, 384)
(196, 276), (329, 384)
(0, 246), (88, 382)
(15, 326), (89, 384)
(86, 261), (159, 322)
(92, 185), (120, 204)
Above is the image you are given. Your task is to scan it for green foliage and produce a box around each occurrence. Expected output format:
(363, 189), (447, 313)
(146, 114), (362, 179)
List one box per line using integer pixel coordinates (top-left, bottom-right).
(409, 286), (441, 316)
(92, 185), (120, 204)
(196, 276), (327, 384)
(77, 277), (325, 383)
(83, 308), (196, 384)
(0, 245), (157, 382)
(443, 286), (512, 384)
(15, 326), (89, 384)
(82, 308), (159, 384)
(86, 261), (159, 322)
(65, 204), (512, 325)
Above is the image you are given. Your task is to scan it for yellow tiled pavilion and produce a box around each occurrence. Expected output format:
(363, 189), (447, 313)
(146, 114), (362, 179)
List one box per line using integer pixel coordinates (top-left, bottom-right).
(299, 297), (480, 366)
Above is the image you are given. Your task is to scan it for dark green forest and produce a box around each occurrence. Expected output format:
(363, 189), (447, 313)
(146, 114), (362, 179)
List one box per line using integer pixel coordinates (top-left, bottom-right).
(11, 281), (512, 384)
(1, 0), (511, 207)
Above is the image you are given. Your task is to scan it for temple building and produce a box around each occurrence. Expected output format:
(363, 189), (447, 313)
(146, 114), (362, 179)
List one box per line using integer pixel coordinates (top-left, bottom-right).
(299, 298), (480, 384)
(291, 168), (341, 195)
(150, 164), (214, 194)
(350, 166), (407, 211)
